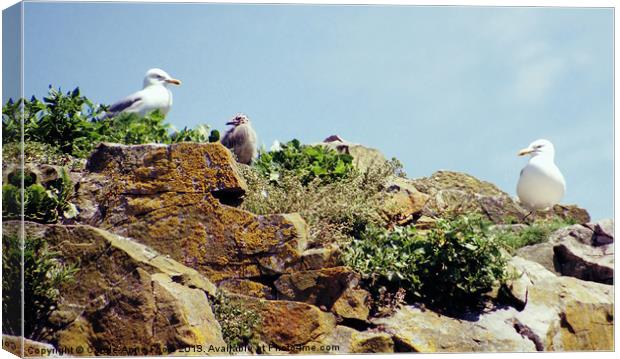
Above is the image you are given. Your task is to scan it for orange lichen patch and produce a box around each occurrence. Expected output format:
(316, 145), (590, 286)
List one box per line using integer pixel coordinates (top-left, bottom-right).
(233, 295), (337, 350)
(218, 279), (273, 299)
(84, 143), (308, 282)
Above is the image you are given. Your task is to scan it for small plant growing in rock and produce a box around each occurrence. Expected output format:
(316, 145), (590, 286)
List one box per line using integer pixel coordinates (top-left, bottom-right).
(493, 218), (576, 253)
(343, 214), (509, 312)
(2, 233), (78, 340)
(211, 291), (261, 350)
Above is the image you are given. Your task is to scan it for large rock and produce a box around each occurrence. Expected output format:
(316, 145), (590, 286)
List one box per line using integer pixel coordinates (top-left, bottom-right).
(77, 143), (308, 282)
(21, 222), (225, 355)
(552, 223), (614, 284)
(381, 177), (429, 226)
(410, 171), (589, 224)
(323, 326), (394, 353)
(321, 135), (388, 173)
(517, 221), (614, 284)
(274, 267), (361, 311)
(232, 294), (337, 352)
(375, 257), (613, 352)
(373, 305), (537, 352)
(504, 256), (614, 351)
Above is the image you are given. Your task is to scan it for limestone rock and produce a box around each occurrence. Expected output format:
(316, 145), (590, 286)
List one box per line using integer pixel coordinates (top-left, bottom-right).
(292, 245), (342, 271)
(234, 295), (337, 351)
(517, 221), (614, 284)
(552, 224), (614, 284)
(321, 136), (387, 173)
(410, 171), (589, 224)
(373, 305), (537, 352)
(411, 171), (529, 224)
(79, 143), (308, 282)
(323, 326), (394, 353)
(21, 222), (225, 355)
(331, 288), (371, 321)
(381, 177), (429, 226)
(217, 279), (274, 299)
(506, 256), (614, 351)
(274, 267), (360, 310)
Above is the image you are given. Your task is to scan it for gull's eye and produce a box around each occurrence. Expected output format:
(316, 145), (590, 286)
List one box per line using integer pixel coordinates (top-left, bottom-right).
(535, 144), (544, 149)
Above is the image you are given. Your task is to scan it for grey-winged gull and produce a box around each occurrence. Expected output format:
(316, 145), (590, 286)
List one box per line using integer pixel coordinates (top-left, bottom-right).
(105, 68), (181, 118)
(516, 139), (566, 210)
(221, 114), (258, 165)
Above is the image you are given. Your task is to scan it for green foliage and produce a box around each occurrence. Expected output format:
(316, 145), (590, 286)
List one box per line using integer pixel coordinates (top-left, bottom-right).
(2, 168), (75, 223)
(494, 218), (575, 253)
(97, 110), (171, 145)
(2, 87), (215, 158)
(254, 139), (355, 185)
(240, 159), (400, 246)
(2, 233), (78, 339)
(211, 291), (261, 350)
(343, 214), (509, 311)
(209, 129), (220, 143)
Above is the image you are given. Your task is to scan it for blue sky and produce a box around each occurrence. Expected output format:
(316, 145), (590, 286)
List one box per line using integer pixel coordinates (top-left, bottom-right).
(4, 2), (614, 220)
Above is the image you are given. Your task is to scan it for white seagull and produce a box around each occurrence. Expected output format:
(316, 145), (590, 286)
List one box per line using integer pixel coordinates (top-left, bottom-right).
(516, 139), (566, 210)
(105, 68), (181, 118)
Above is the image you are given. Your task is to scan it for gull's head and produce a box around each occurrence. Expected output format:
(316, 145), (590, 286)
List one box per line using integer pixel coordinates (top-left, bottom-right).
(226, 113), (250, 127)
(518, 139), (555, 158)
(143, 68), (182, 88)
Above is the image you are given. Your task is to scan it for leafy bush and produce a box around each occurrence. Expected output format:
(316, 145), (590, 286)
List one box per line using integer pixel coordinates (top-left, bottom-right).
(2, 233), (78, 339)
(343, 214), (509, 311)
(240, 159), (400, 246)
(3, 87), (104, 157)
(2, 168), (75, 223)
(254, 139), (354, 185)
(211, 291), (261, 350)
(2, 87), (216, 158)
(494, 218), (575, 253)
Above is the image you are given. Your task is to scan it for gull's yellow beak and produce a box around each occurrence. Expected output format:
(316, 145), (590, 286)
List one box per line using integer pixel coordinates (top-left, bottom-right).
(518, 148), (533, 156)
(165, 78), (182, 85)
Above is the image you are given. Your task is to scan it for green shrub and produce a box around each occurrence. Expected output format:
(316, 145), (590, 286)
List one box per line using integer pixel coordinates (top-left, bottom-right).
(211, 291), (261, 350)
(254, 139), (354, 185)
(494, 218), (575, 253)
(2, 233), (78, 339)
(2, 168), (75, 223)
(2, 87), (216, 158)
(240, 159), (400, 246)
(343, 214), (509, 311)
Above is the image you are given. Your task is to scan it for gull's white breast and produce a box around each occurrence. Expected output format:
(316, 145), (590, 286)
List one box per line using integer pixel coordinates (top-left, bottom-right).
(517, 157), (566, 210)
(134, 85), (172, 116)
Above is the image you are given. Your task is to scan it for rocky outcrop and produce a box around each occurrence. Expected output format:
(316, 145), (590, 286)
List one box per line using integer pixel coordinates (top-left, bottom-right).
(20, 221), (225, 356)
(504, 257), (614, 351)
(274, 267), (367, 317)
(231, 294), (337, 352)
(517, 220), (614, 284)
(376, 256), (613, 352)
(321, 136), (388, 173)
(77, 143), (308, 282)
(410, 171), (590, 224)
(7, 141), (612, 355)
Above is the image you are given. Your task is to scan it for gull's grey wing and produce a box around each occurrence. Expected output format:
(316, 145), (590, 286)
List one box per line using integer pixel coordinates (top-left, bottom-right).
(108, 94), (142, 113)
(221, 127), (240, 148)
